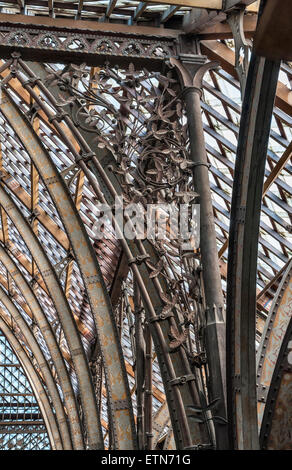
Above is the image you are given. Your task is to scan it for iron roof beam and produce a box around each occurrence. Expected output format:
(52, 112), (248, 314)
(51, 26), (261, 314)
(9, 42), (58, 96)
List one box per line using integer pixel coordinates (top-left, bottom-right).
(0, 13), (179, 69)
(133, 2), (148, 22)
(200, 40), (292, 128)
(161, 5), (180, 23)
(223, 0), (257, 11)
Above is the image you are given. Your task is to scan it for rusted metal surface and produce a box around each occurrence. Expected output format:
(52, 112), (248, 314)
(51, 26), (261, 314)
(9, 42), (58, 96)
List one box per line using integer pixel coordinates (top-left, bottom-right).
(17, 49), (290, 450)
(80, 118), (210, 447)
(260, 314), (292, 449)
(28, 67), (202, 452)
(257, 259), (292, 427)
(3, 26), (291, 318)
(163, 429), (176, 449)
(0, 84), (136, 450)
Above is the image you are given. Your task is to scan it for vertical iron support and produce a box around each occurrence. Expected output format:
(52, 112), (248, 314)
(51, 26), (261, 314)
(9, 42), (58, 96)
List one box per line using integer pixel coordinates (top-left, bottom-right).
(169, 54), (229, 450)
(226, 0), (280, 449)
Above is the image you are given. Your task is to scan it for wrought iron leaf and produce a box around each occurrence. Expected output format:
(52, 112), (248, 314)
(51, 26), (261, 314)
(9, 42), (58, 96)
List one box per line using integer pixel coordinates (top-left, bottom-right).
(168, 325), (188, 350)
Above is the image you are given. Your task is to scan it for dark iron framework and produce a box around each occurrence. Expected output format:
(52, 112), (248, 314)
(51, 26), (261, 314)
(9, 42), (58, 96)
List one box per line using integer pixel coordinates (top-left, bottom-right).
(0, 1), (291, 451)
(0, 331), (50, 450)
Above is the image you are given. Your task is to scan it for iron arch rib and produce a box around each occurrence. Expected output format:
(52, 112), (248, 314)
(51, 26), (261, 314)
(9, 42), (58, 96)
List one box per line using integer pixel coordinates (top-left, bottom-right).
(0, 88), (136, 450)
(0, 181), (103, 449)
(0, 244), (83, 449)
(226, 35), (280, 448)
(0, 284), (72, 449)
(0, 316), (62, 450)
(260, 298), (292, 449)
(257, 259), (292, 429)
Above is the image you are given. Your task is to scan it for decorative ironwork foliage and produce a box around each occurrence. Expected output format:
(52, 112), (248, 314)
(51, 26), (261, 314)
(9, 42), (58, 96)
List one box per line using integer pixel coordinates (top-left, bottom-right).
(0, 32), (289, 448)
(45, 60), (206, 360)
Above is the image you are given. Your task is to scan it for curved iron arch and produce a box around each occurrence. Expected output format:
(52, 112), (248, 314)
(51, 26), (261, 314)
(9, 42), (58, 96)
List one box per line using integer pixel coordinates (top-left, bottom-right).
(0, 87), (137, 450)
(0, 316), (62, 450)
(0, 244), (83, 448)
(0, 181), (103, 449)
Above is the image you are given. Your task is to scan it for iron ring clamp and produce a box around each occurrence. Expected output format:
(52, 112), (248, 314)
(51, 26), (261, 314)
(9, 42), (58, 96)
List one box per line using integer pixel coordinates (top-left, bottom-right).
(74, 151), (96, 164)
(191, 162), (211, 170)
(144, 311), (174, 327)
(169, 373), (196, 386)
(127, 254), (150, 266)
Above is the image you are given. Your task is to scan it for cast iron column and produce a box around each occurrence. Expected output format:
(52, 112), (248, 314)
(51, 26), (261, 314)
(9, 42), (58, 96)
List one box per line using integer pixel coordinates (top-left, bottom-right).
(170, 55), (229, 450)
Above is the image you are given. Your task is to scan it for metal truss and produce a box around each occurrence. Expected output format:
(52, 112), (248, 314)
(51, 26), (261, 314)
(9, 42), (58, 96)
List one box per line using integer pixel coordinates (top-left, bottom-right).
(0, 1), (290, 452)
(0, 330), (51, 450)
(0, 13), (179, 68)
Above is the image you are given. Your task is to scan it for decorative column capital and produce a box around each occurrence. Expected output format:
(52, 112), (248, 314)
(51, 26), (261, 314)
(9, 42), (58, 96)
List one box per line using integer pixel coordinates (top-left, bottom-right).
(169, 54), (220, 91)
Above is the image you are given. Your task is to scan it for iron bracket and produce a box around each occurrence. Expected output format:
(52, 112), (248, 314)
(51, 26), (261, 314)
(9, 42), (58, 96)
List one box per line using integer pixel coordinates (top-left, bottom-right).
(169, 373), (195, 386)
